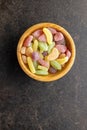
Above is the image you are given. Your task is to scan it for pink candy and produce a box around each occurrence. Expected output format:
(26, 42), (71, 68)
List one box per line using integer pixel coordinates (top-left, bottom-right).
(66, 50), (71, 59)
(48, 27), (57, 34)
(55, 44), (67, 53)
(38, 33), (47, 42)
(32, 29), (43, 38)
(38, 58), (49, 68)
(23, 35), (33, 47)
(32, 52), (40, 61)
(54, 32), (64, 42)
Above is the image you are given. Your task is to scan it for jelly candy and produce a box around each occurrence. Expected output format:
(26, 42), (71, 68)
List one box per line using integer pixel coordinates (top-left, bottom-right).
(55, 44), (67, 53)
(32, 39), (38, 51)
(38, 34), (46, 42)
(38, 58), (49, 68)
(55, 38), (66, 45)
(59, 53), (66, 58)
(38, 42), (48, 52)
(25, 47), (33, 56)
(35, 70), (48, 75)
(57, 56), (68, 65)
(48, 27), (57, 34)
(32, 52), (40, 61)
(27, 57), (36, 73)
(23, 35), (33, 47)
(46, 47), (60, 61)
(43, 28), (53, 45)
(66, 49), (71, 59)
(38, 65), (48, 71)
(21, 55), (27, 64)
(54, 32), (64, 42)
(33, 61), (38, 69)
(48, 42), (55, 54)
(48, 66), (57, 74)
(50, 60), (61, 70)
(32, 29), (43, 38)
(21, 27), (71, 76)
(21, 47), (26, 54)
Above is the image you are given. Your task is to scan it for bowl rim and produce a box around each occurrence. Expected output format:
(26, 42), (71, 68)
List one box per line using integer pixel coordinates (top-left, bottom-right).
(17, 22), (76, 82)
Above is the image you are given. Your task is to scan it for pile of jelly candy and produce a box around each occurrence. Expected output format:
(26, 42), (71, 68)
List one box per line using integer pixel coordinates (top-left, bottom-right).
(21, 27), (71, 75)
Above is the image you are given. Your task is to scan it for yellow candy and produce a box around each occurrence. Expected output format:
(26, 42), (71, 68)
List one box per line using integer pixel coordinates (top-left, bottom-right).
(32, 39), (38, 51)
(43, 28), (53, 45)
(25, 47), (33, 56)
(27, 57), (36, 73)
(57, 56), (68, 65)
(59, 53), (66, 58)
(46, 47), (60, 61)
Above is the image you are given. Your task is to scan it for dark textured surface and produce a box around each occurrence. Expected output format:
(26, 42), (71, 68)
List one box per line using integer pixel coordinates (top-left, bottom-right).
(0, 0), (87, 130)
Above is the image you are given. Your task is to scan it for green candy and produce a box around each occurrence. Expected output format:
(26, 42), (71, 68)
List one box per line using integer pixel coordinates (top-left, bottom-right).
(38, 42), (48, 52)
(38, 65), (48, 71)
(33, 61), (38, 69)
(48, 42), (55, 54)
(50, 60), (62, 70)
(35, 70), (48, 75)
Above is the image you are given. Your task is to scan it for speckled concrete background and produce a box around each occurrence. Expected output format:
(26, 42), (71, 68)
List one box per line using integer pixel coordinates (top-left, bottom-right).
(0, 0), (87, 130)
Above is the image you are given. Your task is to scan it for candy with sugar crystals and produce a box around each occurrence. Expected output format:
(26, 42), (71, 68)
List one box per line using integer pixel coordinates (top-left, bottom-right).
(27, 56), (36, 73)
(43, 28), (53, 45)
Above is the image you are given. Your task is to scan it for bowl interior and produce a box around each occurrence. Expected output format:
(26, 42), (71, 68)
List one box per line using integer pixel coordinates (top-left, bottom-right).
(17, 23), (76, 82)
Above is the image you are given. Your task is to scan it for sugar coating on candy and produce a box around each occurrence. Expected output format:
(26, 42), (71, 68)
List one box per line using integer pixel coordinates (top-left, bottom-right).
(25, 47), (33, 56)
(21, 47), (26, 54)
(32, 52), (40, 61)
(23, 35), (33, 47)
(38, 65), (48, 71)
(48, 66), (57, 74)
(43, 28), (53, 45)
(59, 53), (66, 58)
(22, 55), (27, 64)
(55, 44), (67, 53)
(50, 60), (62, 70)
(48, 42), (55, 54)
(46, 47), (60, 61)
(55, 38), (66, 45)
(54, 32), (64, 42)
(38, 42), (48, 52)
(32, 39), (38, 51)
(27, 57), (36, 73)
(66, 49), (71, 59)
(48, 27), (57, 34)
(57, 56), (68, 65)
(35, 70), (48, 75)
(21, 27), (71, 76)
(38, 58), (49, 68)
(38, 34), (47, 42)
(32, 29), (43, 38)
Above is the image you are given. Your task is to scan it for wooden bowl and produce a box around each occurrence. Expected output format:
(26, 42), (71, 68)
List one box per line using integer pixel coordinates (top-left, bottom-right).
(17, 23), (76, 82)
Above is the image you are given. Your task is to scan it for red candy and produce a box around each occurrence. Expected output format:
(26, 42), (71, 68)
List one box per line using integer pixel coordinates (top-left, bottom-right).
(48, 66), (57, 74)
(48, 27), (57, 34)
(38, 34), (46, 42)
(23, 35), (33, 47)
(55, 44), (67, 53)
(32, 29), (43, 38)
(32, 52), (40, 61)
(54, 32), (64, 42)
(38, 58), (49, 68)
